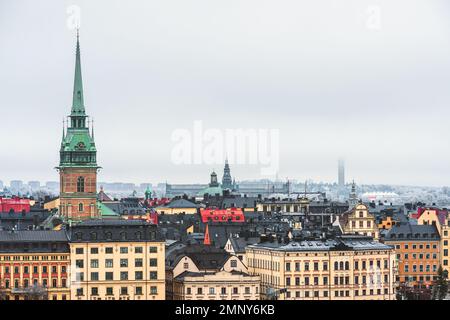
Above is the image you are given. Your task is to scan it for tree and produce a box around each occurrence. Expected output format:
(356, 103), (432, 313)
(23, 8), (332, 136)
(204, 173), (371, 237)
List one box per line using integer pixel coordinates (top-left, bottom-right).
(432, 266), (448, 300)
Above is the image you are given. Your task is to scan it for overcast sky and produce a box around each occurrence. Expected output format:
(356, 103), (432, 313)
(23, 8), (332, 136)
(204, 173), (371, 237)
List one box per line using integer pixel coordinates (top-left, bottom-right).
(1, 0), (449, 186)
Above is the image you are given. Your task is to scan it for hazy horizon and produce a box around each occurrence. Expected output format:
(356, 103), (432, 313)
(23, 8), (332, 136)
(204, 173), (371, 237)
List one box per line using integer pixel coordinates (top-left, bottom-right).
(1, 0), (450, 187)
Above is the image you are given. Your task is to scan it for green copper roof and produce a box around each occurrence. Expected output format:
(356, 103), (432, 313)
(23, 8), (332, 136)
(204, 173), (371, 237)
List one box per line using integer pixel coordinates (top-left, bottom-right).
(197, 186), (223, 196)
(71, 30), (85, 116)
(97, 201), (119, 217)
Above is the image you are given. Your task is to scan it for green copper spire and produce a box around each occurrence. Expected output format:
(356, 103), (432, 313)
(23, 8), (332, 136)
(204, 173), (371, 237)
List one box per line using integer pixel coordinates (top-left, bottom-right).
(58, 30), (98, 169)
(71, 29), (85, 116)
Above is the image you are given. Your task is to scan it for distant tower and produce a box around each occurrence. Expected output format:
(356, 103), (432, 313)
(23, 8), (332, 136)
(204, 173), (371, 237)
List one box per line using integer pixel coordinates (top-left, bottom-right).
(349, 180), (358, 207)
(221, 159), (233, 190)
(209, 171), (219, 188)
(57, 31), (100, 221)
(338, 159), (345, 187)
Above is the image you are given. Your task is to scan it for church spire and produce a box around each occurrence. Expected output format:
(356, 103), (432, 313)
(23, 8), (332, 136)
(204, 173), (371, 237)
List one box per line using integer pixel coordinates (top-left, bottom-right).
(71, 29), (85, 116)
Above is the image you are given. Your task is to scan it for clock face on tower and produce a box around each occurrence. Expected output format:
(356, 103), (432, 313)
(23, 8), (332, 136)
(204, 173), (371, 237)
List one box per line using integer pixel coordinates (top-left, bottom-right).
(76, 142), (86, 150)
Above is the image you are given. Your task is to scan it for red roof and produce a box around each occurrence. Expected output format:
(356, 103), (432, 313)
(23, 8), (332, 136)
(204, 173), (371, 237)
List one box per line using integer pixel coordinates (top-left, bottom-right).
(200, 208), (245, 223)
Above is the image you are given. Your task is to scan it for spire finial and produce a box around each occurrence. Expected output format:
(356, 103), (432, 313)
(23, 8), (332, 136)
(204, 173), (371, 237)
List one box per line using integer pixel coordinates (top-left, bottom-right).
(71, 28), (85, 115)
(91, 118), (95, 139)
(62, 118), (65, 140)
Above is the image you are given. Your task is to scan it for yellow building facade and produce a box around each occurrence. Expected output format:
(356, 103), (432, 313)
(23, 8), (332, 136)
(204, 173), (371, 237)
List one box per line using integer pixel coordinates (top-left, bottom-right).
(339, 204), (379, 239)
(246, 237), (396, 300)
(68, 220), (165, 300)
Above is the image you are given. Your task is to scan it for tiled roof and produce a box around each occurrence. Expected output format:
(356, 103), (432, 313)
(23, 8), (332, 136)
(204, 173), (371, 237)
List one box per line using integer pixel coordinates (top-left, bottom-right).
(385, 223), (440, 241)
(0, 230), (67, 242)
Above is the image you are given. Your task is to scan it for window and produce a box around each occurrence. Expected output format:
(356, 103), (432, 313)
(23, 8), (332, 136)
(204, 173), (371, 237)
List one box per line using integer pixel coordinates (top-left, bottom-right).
(78, 203), (83, 212)
(209, 287), (215, 295)
(90, 247), (99, 254)
(233, 287), (238, 294)
(120, 247), (128, 254)
(105, 272), (114, 280)
(135, 258), (143, 267)
(135, 271), (143, 280)
(91, 287), (98, 296)
(77, 177), (85, 192)
(120, 259), (128, 268)
(105, 247), (113, 254)
(230, 259), (237, 268)
(120, 272), (128, 280)
(286, 277), (291, 286)
(76, 288), (84, 296)
(149, 246), (157, 253)
(197, 288), (203, 295)
(187, 288), (192, 295)
(135, 247), (143, 254)
(120, 287), (128, 295)
(106, 287), (113, 296)
(91, 259), (99, 268)
(91, 272), (99, 281)
(75, 248), (84, 255)
(221, 287), (226, 295)
(150, 271), (157, 280)
(295, 262), (300, 271)
(285, 262), (291, 271)
(149, 258), (158, 267)
(52, 279), (57, 287)
(76, 260), (84, 268)
(105, 259), (113, 268)
(135, 287), (143, 295)
(150, 286), (158, 295)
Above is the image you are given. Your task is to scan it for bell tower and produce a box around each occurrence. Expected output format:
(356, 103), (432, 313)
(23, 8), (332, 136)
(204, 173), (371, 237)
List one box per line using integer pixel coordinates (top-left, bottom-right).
(57, 31), (100, 221)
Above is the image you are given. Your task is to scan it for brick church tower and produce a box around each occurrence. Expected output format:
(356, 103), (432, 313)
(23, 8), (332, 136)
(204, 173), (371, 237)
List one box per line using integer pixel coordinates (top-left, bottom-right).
(57, 31), (100, 221)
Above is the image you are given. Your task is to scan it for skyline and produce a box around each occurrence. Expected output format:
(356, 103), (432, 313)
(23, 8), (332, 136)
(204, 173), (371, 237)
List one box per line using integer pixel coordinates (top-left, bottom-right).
(1, 0), (450, 186)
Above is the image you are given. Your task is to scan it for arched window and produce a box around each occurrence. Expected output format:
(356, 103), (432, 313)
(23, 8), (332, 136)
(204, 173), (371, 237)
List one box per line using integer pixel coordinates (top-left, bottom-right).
(345, 261), (349, 270)
(78, 203), (83, 212)
(77, 177), (85, 192)
(334, 262), (339, 270)
(339, 262), (344, 270)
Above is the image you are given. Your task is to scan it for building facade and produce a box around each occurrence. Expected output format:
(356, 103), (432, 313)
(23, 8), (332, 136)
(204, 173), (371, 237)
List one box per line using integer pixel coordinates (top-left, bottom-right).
(68, 220), (165, 300)
(339, 203), (379, 239)
(384, 223), (440, 288)
(246, 237), (396, 300)
(0, 230), (70, 300)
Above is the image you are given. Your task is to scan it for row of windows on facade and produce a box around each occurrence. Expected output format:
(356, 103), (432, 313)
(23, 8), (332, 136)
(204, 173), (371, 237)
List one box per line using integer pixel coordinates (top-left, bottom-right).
(398, 253), (438, 260)
(2, 277), (67, 289)
(398, 275), (438, 282)
(249, 259), (390, 271)
(75, 246), (158, 254)
(389, 233), (438, 239)
(75, 271), (159, 281)
(283, 288), (390, 299)
(75, 258), (158, 268)
(285, 274), (391, 286)
(4, 294), (68, 301)
(261, 205), (307, 212)
(350, 220), (373, 228)
(76, 286), (158, 296)
(73, 231), (157, 241)
(402, 264), (438, 273)
(394, 243), (438, 250)
(0, 254), (67, 261)
(1, 265), (67, 275)
(185, 286), (257, 295)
